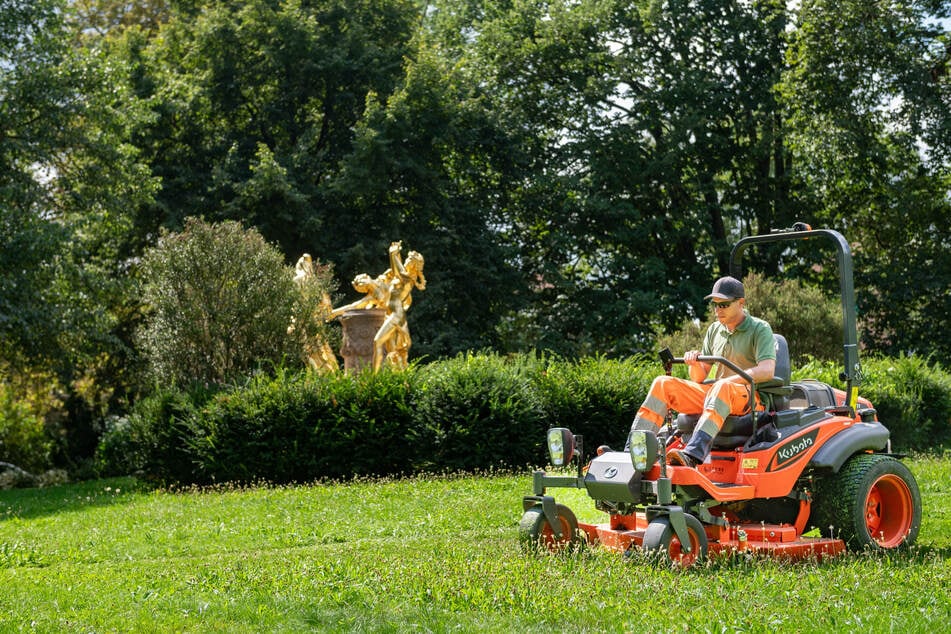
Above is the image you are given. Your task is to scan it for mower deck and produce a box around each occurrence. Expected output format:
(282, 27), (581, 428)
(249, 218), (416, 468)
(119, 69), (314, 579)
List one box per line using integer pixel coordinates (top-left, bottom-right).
(578, 515), (846, 560)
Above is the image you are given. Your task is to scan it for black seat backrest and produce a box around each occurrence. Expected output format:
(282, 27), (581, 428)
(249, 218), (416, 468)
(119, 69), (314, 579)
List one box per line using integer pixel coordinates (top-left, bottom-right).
(774, 334), (790, 384)
(763, 333), (792, 412)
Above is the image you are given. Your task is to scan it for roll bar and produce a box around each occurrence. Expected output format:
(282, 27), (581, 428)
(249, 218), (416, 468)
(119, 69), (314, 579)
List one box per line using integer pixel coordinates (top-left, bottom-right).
(728, 224), (862, 411)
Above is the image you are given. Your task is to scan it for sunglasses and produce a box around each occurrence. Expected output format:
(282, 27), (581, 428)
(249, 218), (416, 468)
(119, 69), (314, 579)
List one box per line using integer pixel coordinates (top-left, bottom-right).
(711, 300), (736, 309)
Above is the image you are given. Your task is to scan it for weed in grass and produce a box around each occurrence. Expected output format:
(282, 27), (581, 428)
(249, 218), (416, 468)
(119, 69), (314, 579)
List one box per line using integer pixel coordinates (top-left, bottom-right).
(0, 541), (46, 568)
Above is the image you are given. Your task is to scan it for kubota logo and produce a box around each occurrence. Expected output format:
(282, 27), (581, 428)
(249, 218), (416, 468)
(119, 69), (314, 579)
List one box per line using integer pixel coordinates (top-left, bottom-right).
(777, 436), (813, 461)
(767, 429), (820, 472)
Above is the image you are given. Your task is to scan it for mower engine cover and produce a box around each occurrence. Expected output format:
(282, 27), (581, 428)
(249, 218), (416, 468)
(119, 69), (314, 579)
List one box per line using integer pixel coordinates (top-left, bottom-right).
(584, 452), (642, 504)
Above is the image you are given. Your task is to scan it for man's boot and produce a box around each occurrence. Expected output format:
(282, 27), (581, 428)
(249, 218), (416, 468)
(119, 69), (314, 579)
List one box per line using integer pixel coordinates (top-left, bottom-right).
(667, 430), (713, 468)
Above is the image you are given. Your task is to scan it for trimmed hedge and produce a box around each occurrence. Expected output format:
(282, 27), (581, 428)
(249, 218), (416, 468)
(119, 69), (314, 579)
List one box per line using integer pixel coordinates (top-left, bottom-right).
(411, 353), (546, 472)
(191, 370), (416, 483)
(98, 353), (951, 485)
(96, 386), (208, 483)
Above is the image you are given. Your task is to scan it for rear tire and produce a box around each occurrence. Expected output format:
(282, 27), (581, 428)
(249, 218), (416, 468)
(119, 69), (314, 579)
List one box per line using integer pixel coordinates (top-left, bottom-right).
(518, 504), (580, 551)
(810, 454), (921, 550)
(641, 513), (708, 566)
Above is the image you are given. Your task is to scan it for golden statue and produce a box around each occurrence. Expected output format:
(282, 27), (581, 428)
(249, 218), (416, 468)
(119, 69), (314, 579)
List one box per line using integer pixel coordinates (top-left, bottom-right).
(292, 254), (340, 373)
(329, 242), (426, 371)
(328, 273), (390, 316)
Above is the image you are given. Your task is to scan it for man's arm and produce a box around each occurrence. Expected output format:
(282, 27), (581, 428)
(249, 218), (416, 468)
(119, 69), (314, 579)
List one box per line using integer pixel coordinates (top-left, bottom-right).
(740, 321), (779, 384)
(724, 358), (776, 384)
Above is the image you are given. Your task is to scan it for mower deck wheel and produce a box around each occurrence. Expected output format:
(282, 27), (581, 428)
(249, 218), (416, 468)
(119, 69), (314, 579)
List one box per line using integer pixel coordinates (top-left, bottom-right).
(640, 513), (708, 566)
(518, 503), (581, 551)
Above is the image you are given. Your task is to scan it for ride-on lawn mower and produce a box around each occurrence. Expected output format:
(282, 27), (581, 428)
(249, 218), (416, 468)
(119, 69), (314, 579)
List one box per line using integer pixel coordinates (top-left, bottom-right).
(519, 224), (922, 565)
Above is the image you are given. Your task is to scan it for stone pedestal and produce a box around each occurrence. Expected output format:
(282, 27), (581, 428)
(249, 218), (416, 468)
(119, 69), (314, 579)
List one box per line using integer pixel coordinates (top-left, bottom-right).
(339, 308), (385, 372)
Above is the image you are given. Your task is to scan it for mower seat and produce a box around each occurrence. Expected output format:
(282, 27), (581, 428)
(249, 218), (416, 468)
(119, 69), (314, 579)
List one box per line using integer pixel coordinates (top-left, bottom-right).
(675, 334), (792, 450)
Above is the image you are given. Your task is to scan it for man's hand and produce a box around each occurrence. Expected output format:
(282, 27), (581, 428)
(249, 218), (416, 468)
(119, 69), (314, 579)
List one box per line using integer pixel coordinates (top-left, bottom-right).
(684, 350), (712, 383)
(683, 350), (702, 365)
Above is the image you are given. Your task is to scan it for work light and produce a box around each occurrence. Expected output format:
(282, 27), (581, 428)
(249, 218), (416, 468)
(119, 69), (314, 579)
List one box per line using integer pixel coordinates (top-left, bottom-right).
(628, 430), (659, 472)
(547, 428), (576, 466)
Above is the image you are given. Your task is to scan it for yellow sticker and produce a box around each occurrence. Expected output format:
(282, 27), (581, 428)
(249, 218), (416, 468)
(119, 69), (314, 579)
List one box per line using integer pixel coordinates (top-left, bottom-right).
(742, 458), (759, 470)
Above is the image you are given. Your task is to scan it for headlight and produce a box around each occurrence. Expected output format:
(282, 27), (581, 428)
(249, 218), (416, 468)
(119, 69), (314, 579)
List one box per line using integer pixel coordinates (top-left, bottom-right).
(628, 430), (659, 472)
(547, 428), (575, 466)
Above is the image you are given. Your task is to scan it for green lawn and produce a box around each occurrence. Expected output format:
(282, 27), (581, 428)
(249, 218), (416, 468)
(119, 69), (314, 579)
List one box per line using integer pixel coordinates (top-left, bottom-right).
(1, 455), (949, 633)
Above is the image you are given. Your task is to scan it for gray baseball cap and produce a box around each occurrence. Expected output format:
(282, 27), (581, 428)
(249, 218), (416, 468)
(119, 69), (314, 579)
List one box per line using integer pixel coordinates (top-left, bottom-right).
(705, 276), (745, 300)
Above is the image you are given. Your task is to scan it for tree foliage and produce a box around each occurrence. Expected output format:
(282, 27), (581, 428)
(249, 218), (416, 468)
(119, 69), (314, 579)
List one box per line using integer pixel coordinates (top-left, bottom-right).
(124, 0), (417, 252)
(95, 0), (951, 364)
(425, 0), (803, 356)
(1, 0), (75, 365)
(1, 0), (162, 467)
(330, 43), (528, 356)
(68, 0), (171, 38)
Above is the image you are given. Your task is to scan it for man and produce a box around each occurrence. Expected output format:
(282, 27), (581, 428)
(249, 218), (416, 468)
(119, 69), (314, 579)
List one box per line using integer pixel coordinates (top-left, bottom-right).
(630, 276), (776, 468)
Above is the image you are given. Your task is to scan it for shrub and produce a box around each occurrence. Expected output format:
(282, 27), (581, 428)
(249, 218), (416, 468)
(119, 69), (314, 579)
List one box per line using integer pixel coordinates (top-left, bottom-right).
(98, 352), (951, 485)
(188, 371), (323, 483)
(190, 369), (417, 483)
(0, 382), (52, 474)
(313, 370), (418, 478)
(95, 386), (208, 483)
(743, 273), (844, 363)
(137, 217), (332, 388)
(873, 357), (951, 449)
(794, 355), (951, 451)
(411, 353), (547, 471)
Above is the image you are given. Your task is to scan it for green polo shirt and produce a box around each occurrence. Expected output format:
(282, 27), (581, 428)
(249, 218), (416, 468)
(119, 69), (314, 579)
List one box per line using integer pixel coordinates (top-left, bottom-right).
(702, 312), (775, 380)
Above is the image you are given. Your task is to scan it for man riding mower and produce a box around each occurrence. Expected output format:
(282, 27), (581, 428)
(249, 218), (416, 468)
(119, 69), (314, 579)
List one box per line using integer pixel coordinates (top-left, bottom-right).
(519, 224), (922, 565)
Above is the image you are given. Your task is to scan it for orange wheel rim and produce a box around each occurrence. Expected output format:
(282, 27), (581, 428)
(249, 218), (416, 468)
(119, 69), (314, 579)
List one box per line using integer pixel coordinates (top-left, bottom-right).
(865, 474), (914, 548)
(669, 531), (701, 566)
(540, 517), (573, 548)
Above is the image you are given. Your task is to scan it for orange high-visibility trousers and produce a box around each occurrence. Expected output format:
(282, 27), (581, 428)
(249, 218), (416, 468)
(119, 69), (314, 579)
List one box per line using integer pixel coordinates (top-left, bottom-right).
(631, 375), (757, 441)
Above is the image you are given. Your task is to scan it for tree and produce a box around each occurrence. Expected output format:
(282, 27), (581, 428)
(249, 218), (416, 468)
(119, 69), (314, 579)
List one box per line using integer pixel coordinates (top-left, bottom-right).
(112, 0), (533, 358)
(124, 0), (420, 257)
(2, 0), (161, 466)
(781, 0), (951, 363)
(425, 0), (799, 356)
(57, 0), (951, 371)
(2, 0), (148, 366)
(329, 44), (527, 356)
(425, 0), (950, 363)
(1, 0), (75, 364)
